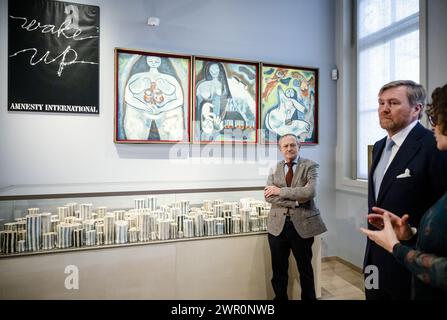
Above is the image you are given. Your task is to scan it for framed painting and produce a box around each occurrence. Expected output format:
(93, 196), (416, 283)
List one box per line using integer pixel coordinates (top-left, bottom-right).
(8, 0), (99, 114)
(192, 57), (259, 144)
(260, 63), (318, 145)
(115, 48), (192, 143)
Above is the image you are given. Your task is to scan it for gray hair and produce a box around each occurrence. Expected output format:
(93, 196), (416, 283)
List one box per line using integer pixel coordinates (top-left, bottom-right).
(278, 134), (301, 147)
(379, 80), (426, 119)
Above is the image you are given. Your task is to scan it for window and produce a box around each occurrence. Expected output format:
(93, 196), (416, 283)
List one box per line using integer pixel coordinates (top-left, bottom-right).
(356, 0), (420, 179)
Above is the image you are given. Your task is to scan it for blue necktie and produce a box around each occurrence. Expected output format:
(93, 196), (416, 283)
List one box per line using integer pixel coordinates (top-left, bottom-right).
(374, 138), (395, 200)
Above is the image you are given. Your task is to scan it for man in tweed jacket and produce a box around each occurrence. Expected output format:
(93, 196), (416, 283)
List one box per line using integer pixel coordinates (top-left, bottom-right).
(264, 134), (327, 300)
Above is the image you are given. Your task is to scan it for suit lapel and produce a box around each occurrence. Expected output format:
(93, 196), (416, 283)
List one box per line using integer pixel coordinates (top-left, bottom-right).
(291, 158), (304, 186)
(277, 160), (287, 187)
(376, 123), (425, 203)
(370, 138), (386, 175)
(369, 138), (386, 204)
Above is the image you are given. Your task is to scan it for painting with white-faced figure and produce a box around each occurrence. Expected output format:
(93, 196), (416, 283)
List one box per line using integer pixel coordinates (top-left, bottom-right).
(193, 58), (258, 144)
(115, 48), (191, 143)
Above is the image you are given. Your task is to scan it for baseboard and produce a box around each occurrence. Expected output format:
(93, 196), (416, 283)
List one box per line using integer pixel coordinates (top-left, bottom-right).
(322, 256), (363, 274)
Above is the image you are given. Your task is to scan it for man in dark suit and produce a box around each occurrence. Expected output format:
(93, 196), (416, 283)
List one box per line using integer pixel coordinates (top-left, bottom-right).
(264, 134), (327, 300)
(364, 80), (447, 300)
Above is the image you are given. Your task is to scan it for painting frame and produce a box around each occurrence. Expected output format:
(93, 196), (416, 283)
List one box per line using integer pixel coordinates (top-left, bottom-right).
(8, 0), (100, 114)
(192, 56), (259, 144)
(260, 63), (319, 145)
(114, 48), (192, 144)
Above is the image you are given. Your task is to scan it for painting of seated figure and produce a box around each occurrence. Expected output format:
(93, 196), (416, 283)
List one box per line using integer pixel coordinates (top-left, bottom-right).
(260, 63), (318, 145)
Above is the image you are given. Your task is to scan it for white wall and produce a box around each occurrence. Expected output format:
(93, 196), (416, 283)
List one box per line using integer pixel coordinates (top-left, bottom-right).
(0, 0), (337, 256)
(334, 0), (447, 268)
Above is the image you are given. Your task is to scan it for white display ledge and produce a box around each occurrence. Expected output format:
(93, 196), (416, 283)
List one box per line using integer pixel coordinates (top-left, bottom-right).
(0, 179), (267, 197)
(0, 233), (322, 300)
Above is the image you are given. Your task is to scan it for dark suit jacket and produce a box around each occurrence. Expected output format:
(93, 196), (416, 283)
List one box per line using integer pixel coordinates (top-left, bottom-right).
(364, 122), (447, 298)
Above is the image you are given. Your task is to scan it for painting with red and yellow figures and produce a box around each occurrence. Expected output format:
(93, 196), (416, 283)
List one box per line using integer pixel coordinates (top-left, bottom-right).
(260, 64), (318, 144)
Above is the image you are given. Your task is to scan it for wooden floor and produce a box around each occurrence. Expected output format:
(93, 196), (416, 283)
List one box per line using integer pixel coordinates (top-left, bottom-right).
(319, 258), (365, 300)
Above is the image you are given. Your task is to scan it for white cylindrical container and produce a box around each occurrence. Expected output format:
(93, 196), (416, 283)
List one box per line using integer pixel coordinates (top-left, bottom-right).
(50, 216), (60, 233)
(113, 210), (125, 221)
(26, 213), (41, 251)
(16, 220), (26, 232)
(103, 214), (115, 245)
(150, 231), (157, 241)
(73, 229), (83, 248)
(96, 207), (107, 218)
(176, 215), (184, 232)
(138, 213), (151, 242)
(224, 216), (232, 234)
(57, 223), (73, 249)
(85, 230), (97, 246)
(240, 209), (250, 233)
(158, 219), (170, 240)
(4, 222), (17, 231)
(203, 200), (212, 212)
(27, 208), (39, 215)
(42, 232), (56, 250)
(17, 230), (26, 242)
(134, 198), (146, 209)
(115, 220), (128, 244)
(259, 215), (268, 231)
(194, 212), (204, 237)
(57, 207), (68, 221)
(216, 217), (224, 235)
(96, 231), (104, 246)
(64, 216), (77, 224)
(205, 218), (216, 237)
(183, 219), (194, 238)
(239, 198), (253, 210)
(1, 230), (16, 254)
(147, 196), (157, 211)
(250, 217), (259, 232)
(179, 200), (190, 215)
(79, 204), (93, 221)
(128, 227), (138, 243)
(17, 239), (26, 253)
(169, 222), (178, 239)
(232, 217), (241, 234)
(214, 204), (223, 218)
(64, 203), (77, 217)
(41, 213), (52, 236)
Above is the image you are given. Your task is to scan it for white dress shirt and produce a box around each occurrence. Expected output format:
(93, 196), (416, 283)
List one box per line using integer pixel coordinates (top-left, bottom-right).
(384, 120), (418, 172)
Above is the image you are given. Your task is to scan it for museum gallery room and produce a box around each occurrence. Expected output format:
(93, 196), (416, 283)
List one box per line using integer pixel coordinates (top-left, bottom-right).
(1, 0), (446, 301)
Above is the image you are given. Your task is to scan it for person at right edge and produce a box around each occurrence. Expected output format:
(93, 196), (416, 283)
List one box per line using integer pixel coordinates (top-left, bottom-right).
(361, 83), (447, 299)
(363, 80), (447, 300)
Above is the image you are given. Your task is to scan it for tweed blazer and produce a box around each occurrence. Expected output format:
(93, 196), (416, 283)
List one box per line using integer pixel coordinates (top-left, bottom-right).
(265, 157), (327, 238)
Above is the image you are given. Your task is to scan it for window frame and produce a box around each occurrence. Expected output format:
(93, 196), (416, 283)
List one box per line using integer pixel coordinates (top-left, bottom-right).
(335, 0), (427, 195)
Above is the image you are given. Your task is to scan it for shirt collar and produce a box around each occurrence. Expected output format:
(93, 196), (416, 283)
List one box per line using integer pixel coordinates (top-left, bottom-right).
(285, 156), (299, 166)
(389, 120), (418, 148)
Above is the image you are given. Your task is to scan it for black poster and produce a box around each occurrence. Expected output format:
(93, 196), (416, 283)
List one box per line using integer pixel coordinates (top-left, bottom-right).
(8, 0), (100, 114)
